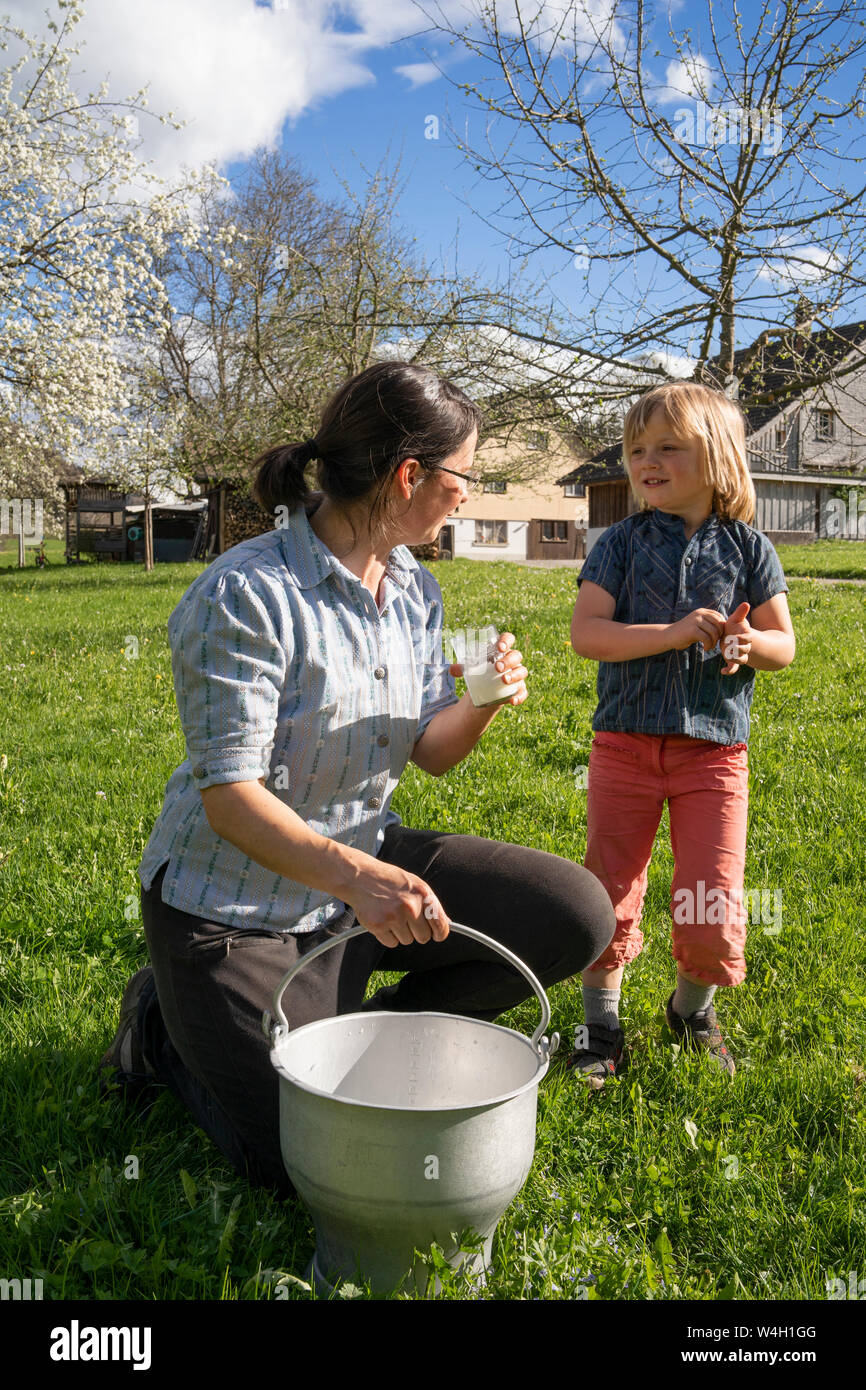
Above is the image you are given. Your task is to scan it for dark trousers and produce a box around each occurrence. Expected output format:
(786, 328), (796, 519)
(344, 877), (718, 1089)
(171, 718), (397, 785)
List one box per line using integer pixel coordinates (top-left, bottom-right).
(138, 822), (616, 1196)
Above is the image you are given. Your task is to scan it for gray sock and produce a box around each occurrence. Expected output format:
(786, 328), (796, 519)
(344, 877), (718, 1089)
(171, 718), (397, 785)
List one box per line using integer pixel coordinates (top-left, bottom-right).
(582, 985), (621, 1032)
(672, 977), (717, 1019)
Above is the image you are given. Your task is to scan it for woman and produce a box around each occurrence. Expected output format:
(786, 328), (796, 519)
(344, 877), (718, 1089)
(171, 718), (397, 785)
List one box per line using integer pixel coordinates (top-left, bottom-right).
(100, 361), (616, 1195)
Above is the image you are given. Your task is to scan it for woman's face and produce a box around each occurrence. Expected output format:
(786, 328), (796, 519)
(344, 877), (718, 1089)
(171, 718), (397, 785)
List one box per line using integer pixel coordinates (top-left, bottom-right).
(408, 428), (479, 541)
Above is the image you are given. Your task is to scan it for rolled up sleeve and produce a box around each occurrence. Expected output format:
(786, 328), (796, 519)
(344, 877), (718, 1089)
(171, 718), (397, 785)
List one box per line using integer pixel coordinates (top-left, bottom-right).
(168, 570), (289, 791)
(414, 566), (459, 746)
(577, 524), (626, 599)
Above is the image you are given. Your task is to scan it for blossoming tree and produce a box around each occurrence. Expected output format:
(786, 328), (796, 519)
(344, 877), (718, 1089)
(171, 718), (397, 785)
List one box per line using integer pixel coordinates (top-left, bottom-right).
(0, 0), (224, 562)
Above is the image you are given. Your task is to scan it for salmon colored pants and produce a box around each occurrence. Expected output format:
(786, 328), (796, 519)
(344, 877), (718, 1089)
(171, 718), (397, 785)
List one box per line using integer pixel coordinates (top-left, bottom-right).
(583, 732), (750, 986)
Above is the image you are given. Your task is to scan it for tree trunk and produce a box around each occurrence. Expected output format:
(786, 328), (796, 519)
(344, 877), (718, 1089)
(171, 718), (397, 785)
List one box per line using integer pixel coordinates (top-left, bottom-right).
(144, 496), (154, 572)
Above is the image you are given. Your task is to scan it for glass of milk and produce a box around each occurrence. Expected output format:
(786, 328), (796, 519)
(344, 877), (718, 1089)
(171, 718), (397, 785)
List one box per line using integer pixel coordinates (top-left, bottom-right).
(450, 625), (513, 708)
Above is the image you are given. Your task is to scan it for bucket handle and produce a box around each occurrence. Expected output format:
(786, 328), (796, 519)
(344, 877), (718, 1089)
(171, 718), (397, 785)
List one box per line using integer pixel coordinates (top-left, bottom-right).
(262, 921), (560, 1061)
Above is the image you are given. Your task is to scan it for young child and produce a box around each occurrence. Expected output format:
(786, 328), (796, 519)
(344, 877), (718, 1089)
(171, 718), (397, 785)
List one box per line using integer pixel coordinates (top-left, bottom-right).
(567, 381), (796, 1086)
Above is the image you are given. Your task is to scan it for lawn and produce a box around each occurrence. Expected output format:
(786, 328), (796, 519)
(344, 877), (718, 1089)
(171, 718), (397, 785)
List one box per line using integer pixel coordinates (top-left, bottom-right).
(0, 552), (864, 1301)
(774, 539), (866, 579)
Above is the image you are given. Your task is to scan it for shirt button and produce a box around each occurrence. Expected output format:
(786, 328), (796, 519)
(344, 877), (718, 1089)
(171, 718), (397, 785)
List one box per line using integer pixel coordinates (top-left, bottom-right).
(368, 796), (381, 809)
(192, 764), (207, 779)
(374, 666), (386, 679)
(377, 734), (389, 747)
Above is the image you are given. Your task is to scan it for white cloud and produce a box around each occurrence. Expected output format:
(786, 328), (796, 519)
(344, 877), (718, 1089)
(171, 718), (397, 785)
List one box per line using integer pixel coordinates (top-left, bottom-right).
(0, 0), (458, 191)
(658, 55), (715, 105)
(375, 326), (694, 426)
(394, 61), (442, 89)
(758, 239), (843, 287)
(0, 0), (671, 254)
(0, 0), (635, 196)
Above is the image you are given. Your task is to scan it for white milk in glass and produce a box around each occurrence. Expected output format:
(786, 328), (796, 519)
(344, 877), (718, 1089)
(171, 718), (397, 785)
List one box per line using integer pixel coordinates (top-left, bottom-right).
(450, 625), (513, 708)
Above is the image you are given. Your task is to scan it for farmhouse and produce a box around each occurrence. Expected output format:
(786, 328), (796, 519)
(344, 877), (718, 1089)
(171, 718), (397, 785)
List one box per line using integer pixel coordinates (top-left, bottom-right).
(435, 422), (589, 563)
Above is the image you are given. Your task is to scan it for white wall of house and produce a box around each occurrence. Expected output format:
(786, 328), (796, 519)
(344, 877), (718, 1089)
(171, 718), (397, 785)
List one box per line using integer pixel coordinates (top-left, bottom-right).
(586, 526), (609, 556)
(450, 515), (529, 560)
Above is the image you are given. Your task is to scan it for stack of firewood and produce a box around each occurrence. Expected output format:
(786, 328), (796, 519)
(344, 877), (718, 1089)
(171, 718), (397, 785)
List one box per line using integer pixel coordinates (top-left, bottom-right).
(223, 486), (272, 551)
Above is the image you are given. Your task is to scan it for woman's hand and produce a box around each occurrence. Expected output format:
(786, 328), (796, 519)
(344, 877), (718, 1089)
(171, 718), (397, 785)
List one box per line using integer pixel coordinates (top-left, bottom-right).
(449, 632), (529, 707)
(342, 858), (450, 949)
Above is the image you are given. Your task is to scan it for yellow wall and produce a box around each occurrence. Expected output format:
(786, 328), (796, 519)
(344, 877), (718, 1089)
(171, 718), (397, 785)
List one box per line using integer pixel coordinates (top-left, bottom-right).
(454, 429), (590, 523)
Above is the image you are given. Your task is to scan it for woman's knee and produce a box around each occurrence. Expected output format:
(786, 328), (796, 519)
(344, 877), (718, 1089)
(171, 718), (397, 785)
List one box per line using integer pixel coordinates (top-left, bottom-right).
(537, 857), (618, 970)
(477, 842), (617, 974)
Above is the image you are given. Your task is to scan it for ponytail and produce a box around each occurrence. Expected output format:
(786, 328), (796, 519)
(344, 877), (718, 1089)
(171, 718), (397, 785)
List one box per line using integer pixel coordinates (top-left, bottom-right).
(251, 439), (318, 514)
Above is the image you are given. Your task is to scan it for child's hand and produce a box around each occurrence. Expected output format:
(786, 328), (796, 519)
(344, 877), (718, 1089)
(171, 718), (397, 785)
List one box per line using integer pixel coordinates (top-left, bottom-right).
(720, 602), (753, 675)
(669, 608), (726, 653)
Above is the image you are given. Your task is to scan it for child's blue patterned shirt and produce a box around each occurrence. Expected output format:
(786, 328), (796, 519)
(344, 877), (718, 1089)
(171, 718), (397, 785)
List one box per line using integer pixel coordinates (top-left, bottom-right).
(577, 508), (789, 745)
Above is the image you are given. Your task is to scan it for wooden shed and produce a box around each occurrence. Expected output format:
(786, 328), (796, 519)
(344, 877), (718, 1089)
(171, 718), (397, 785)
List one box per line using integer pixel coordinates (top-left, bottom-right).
(58, 475), (206, 563)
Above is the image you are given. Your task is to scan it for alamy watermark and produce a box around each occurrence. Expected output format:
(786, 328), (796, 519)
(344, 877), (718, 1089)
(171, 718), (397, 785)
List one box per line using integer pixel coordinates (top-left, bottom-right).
(49, 1322), (152, 1370)
(825, 496), (866, 540)
(827, 1270), (866, 1299)
(671, 101), (782, 154)
(673, 881), (782, 935)
(0, 497), (44, 545)
(1, 1276), (43, 1300)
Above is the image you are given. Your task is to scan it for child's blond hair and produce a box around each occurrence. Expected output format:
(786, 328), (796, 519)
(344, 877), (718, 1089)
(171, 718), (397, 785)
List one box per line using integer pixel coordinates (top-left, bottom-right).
(622, 382), (756, 524)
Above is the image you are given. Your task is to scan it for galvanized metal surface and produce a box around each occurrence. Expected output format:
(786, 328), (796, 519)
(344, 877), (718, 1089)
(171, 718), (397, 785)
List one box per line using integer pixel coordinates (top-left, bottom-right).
(266, 922), (557, 1295)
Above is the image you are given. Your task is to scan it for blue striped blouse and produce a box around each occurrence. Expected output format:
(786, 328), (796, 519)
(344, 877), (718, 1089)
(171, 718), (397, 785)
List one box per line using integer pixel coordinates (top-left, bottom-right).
(137, 495), (459, 930)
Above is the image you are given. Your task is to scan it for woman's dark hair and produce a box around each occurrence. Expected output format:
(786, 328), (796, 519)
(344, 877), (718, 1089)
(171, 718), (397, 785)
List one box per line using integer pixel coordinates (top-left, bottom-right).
(251, 361), (483, 547)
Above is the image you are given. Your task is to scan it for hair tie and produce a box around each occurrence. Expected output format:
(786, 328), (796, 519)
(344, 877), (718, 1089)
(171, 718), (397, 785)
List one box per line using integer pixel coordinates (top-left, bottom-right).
(300, 437), (319, 464)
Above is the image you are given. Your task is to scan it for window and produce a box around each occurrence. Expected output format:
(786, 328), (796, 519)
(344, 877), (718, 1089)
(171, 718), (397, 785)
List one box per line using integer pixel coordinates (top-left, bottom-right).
(541, 520), (568, 542)
(474, 520), (507, 546)
(816, 409), (836, 440)
(774, 425), (787, 451)
(483, 479), (507, 493)
(526, 430), (549, 451)
(564, 482), (586, 497)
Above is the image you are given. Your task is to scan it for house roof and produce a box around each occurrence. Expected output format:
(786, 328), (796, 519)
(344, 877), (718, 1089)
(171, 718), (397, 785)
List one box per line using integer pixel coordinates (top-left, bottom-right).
(556, 318), (866, 486)
(557, 442), (624, 486)
(703, 318), (866, 432)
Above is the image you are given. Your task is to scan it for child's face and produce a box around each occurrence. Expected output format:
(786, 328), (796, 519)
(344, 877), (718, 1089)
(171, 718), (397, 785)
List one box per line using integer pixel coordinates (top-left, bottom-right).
(627, 406), (714, 516)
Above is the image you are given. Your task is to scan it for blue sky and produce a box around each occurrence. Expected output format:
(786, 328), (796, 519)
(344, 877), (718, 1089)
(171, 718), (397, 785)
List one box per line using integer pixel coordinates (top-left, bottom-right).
(223, 44), (507, 281)
(6, 0), (866, 356)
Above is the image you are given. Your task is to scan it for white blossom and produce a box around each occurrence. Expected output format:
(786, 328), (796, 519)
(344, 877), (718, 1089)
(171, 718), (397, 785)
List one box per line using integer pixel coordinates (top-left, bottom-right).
(0, 0), (228, 482)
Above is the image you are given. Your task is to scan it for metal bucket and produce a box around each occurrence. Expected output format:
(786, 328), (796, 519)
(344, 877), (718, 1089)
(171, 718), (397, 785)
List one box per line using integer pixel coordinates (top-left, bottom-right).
(263, 922), (560, 1296)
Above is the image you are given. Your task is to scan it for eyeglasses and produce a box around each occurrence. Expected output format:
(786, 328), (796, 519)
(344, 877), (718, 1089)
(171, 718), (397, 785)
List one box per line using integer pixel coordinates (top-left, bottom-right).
(427, 463), (483, 494)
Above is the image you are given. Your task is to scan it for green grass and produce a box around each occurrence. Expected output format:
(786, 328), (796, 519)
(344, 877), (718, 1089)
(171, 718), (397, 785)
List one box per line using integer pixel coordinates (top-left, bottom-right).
(775, 539), (866, 579)
(0, 555), (864, 1300)
(0, 534), (66, 568)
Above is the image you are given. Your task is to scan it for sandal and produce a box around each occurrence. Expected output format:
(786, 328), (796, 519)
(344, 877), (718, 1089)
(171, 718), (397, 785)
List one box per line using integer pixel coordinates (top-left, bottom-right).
(564, 1022), (626, 1090)
(664, 992), (735, 1076)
